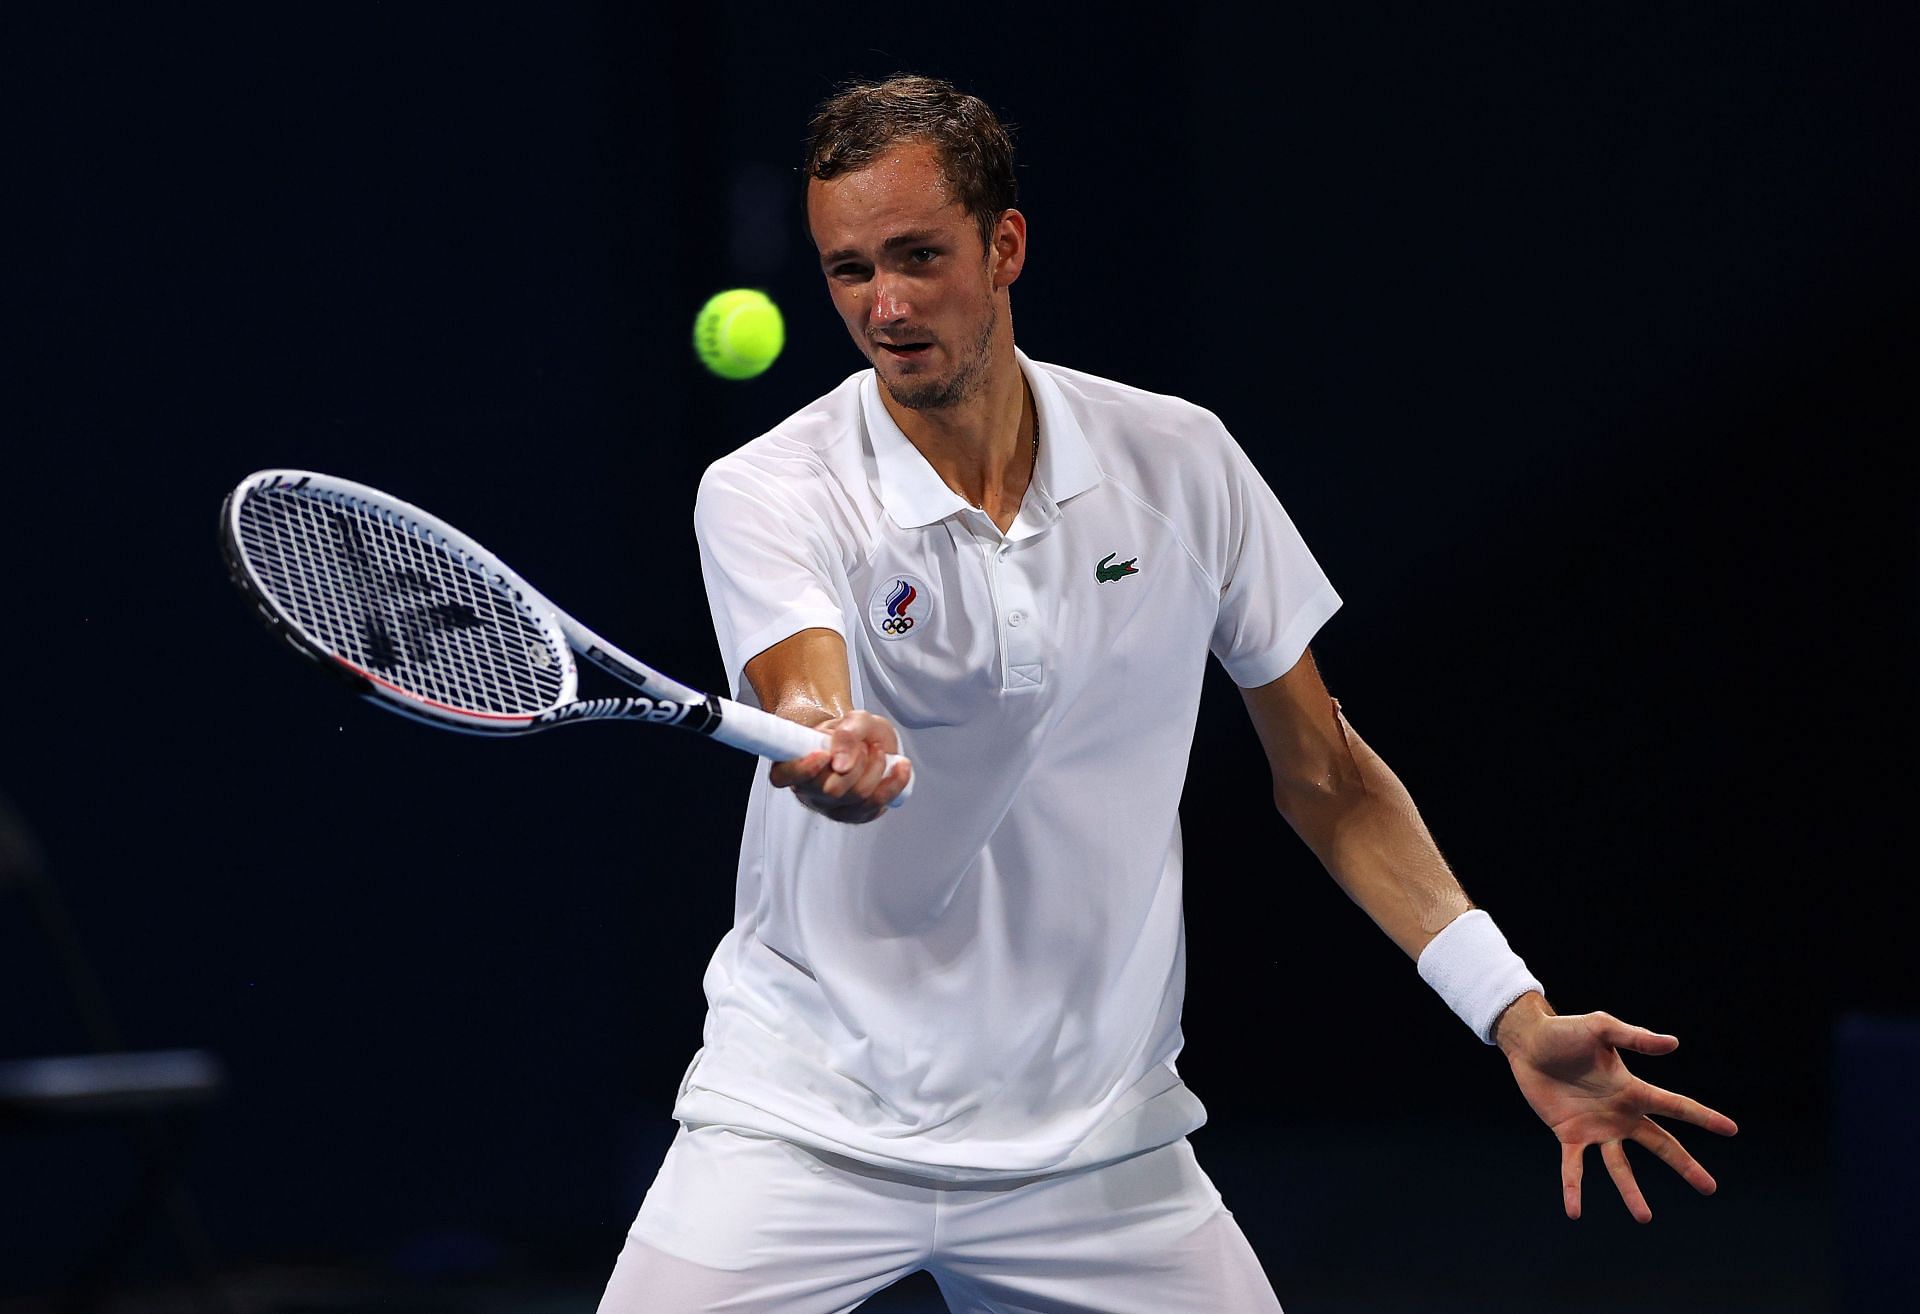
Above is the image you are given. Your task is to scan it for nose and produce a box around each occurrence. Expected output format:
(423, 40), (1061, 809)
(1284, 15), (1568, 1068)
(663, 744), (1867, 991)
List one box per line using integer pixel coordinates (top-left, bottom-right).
(870, 274), (910, 326)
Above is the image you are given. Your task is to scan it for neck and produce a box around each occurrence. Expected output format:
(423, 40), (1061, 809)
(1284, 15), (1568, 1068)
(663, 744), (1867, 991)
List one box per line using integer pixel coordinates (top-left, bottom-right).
(877, 340), (1035, 534)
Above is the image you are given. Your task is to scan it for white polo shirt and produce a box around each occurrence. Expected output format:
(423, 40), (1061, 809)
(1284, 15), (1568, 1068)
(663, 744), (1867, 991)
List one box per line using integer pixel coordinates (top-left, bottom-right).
(678, 350), (1340, 1182)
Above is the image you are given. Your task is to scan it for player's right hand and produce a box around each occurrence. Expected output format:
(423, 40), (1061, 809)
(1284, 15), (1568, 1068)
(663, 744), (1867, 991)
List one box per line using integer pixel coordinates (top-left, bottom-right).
(770, 710), (910, 823)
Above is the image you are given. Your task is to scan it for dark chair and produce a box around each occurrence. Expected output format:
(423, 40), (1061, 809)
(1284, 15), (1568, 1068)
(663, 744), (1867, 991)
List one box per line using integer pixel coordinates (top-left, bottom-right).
(0, 792), (233, 1314)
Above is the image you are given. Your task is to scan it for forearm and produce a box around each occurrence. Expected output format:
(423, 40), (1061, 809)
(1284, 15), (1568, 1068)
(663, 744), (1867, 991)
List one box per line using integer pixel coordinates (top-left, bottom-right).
(1272, 710), (1472, 961)
(745, 627), (855, 729)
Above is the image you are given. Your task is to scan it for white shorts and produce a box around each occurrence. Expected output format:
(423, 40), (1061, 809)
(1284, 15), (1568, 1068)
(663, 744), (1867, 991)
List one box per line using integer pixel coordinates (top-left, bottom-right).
(596, 1124), (1282, 1313)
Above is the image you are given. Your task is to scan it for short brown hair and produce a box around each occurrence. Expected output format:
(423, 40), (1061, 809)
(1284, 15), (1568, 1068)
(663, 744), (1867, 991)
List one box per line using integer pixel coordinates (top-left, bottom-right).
(803, 74), (1017, 254)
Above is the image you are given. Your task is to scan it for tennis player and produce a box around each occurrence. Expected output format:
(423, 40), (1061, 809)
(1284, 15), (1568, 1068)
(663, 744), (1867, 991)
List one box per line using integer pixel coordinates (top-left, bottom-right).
(597, 75), (1737, 1313)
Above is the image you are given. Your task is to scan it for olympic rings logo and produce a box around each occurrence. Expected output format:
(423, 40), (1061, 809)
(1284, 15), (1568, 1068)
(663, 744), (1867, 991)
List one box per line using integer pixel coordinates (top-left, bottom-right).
(870, 574), (930, 642)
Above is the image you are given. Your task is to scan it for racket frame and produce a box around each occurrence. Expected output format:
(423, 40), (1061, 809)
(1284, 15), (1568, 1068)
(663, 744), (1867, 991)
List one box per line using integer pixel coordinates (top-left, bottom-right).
(221, 470), (906, 795)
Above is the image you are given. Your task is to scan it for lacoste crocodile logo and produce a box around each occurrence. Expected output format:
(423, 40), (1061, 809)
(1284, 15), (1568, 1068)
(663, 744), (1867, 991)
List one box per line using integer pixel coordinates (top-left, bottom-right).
(1095, 552), (1140, 583)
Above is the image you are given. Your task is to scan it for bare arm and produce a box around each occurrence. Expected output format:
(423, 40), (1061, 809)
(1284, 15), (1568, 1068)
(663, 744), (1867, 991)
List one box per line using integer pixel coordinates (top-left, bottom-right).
(743, 626), (909, 823)
(1241, 649), (1736, 1221)
(1238, 648), (1473, 960)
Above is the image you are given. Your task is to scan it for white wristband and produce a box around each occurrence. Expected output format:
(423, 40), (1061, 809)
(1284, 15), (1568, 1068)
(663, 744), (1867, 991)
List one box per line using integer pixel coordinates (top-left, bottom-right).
(1416, 910), (1545, 1045)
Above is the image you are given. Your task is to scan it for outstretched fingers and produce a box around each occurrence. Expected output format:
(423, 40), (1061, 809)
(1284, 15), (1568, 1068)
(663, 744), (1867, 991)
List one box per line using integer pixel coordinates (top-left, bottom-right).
(1594, 1013), (1680, 1056)
(1533, 1014), (1737, 1223)
(1560, 1142), (1584, 1220)
(1633, 1119), (1718, 1196)
(1568, 1114), (1725, 1222)
(1639, 1080), (1740, 1137)
(1602, 1139), (1653, 1223)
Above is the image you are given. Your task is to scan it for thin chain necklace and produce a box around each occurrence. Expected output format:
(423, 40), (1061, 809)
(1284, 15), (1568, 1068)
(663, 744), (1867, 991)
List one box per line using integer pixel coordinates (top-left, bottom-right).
(963, 413), (1037, 511)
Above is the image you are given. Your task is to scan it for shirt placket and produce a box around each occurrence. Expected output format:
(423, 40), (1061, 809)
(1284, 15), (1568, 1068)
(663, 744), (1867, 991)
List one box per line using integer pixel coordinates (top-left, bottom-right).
(995, 536), (1044, 690)
(963, 506), (1047, 693)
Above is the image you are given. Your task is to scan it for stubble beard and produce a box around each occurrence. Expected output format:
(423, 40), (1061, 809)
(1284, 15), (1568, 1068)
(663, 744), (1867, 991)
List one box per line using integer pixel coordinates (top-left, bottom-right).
(880, 302), (1001, 413)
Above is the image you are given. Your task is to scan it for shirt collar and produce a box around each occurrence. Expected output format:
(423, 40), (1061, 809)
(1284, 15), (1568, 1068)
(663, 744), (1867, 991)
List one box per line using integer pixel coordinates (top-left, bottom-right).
(862, 348), (1104, 530)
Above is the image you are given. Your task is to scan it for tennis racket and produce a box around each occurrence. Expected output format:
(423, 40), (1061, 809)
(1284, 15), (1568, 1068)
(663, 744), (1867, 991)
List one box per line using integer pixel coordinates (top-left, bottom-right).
(220, 469), (911, 805)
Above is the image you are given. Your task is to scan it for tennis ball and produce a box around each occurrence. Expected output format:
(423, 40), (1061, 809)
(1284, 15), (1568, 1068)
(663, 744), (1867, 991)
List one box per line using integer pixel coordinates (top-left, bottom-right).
(693, 288), (785, 380)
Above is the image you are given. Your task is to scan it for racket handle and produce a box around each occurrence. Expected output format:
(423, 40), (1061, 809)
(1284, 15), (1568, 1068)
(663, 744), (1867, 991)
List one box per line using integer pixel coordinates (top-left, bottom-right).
(711, 697), (913, 808)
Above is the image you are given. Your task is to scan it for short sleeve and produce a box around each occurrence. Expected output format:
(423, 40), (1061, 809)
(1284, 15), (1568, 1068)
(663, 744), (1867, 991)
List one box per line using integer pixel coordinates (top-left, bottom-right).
(1208, 437), (1342, 688)
(694, 457), (848, 699)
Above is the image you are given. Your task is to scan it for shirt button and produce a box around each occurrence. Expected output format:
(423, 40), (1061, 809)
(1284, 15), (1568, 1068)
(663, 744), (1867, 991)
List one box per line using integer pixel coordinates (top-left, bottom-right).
(1008, 610), (1026, 627)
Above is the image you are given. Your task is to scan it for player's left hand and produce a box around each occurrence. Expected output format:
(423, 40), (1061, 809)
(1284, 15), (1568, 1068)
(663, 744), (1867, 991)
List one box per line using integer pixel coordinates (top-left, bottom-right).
(1495, 1001), (1738, 1222)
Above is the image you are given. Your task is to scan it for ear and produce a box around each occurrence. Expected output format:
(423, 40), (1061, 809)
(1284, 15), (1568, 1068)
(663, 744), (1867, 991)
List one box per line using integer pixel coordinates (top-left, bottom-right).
(988, 208), (1027, 291)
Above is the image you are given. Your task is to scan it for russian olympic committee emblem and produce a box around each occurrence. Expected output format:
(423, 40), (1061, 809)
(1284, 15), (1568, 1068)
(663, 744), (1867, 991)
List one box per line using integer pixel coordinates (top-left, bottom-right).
(867, 573), (932, 643)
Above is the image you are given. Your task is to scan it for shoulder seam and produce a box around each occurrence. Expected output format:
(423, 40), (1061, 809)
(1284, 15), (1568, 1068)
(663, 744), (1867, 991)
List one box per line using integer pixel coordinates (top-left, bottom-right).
(1102, 474), (1222, 596)
(1032, 359), (1219, 417)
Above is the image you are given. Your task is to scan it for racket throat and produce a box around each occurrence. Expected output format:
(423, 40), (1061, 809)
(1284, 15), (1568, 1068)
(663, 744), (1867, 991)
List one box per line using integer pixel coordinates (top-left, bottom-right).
(536, 694), (724, 734)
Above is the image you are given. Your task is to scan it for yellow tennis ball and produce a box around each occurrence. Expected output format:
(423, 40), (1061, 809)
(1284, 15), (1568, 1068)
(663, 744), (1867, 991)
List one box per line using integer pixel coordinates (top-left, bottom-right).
(693, 288), (785, 380)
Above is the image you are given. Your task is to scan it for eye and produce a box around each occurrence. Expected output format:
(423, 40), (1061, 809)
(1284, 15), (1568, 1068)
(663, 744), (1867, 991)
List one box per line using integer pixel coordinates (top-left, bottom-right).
(910, 248), (938, 264)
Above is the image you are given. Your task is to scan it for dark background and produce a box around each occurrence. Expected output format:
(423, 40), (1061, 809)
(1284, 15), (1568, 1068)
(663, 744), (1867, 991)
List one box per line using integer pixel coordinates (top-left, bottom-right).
(5, 3), (1913, 1310)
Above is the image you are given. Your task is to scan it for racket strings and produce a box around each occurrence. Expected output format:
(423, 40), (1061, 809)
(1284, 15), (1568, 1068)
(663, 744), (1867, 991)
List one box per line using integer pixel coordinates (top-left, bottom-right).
(236, 485), (567, 715)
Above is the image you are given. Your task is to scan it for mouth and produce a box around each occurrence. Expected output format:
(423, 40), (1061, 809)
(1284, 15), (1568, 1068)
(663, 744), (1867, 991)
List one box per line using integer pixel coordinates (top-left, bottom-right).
(874, 339), (933, 362)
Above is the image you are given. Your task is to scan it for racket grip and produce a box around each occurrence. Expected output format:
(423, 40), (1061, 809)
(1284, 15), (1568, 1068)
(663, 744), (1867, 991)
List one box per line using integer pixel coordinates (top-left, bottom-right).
(711, 698), (914, 809)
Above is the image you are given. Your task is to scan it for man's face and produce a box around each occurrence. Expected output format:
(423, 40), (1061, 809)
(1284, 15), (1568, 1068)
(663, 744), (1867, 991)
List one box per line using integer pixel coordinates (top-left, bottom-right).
(807, 140), (1013, 412)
